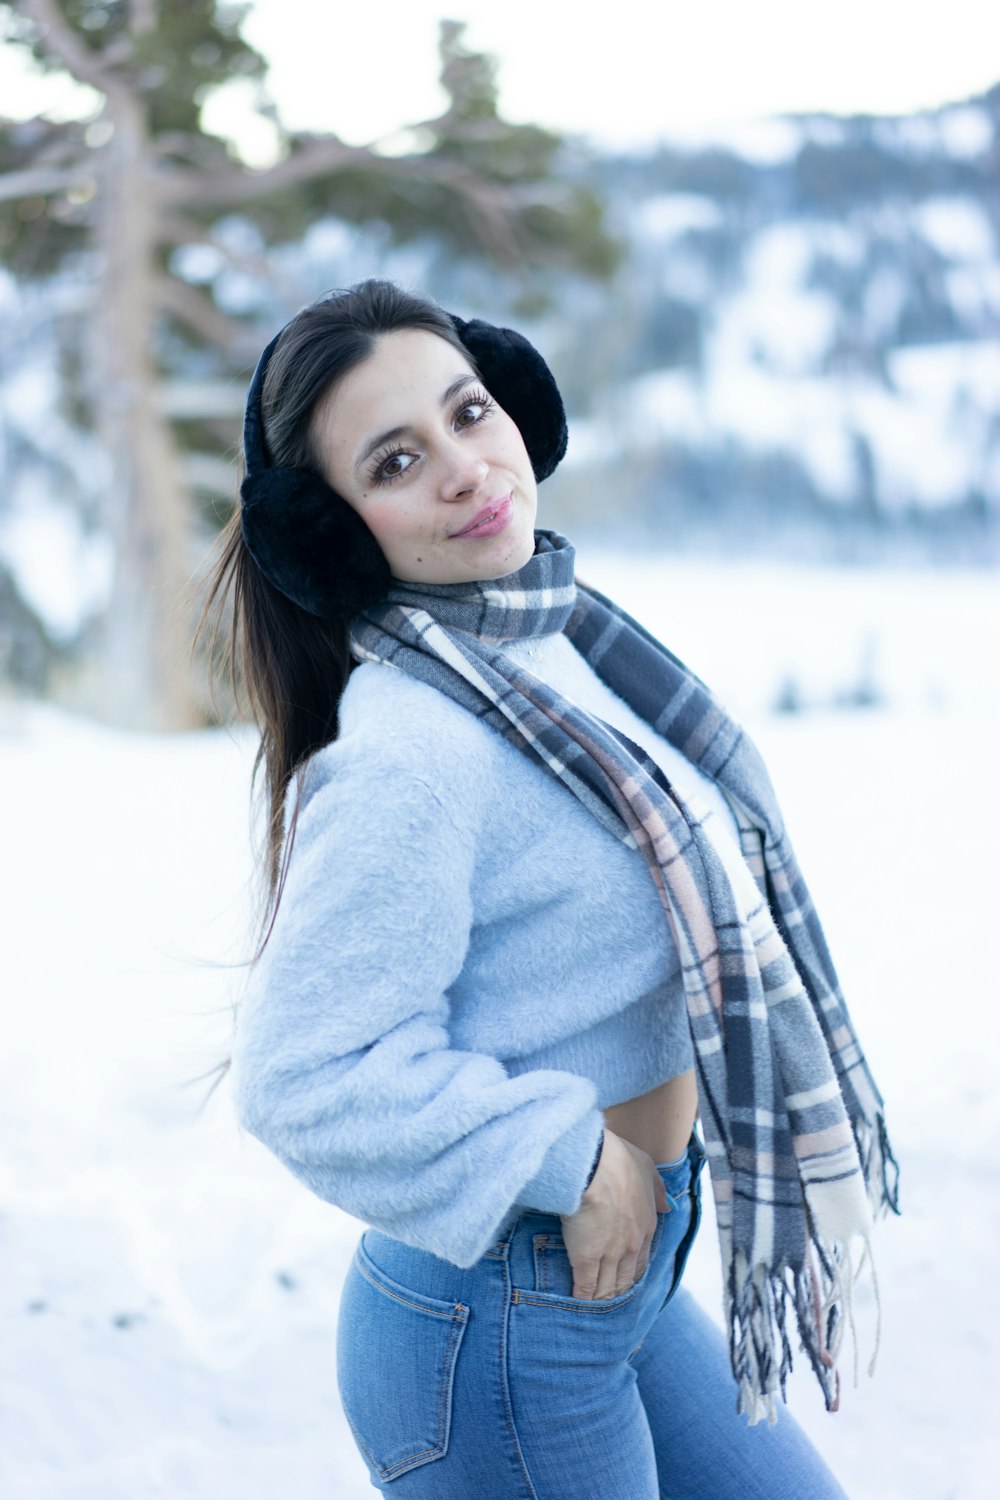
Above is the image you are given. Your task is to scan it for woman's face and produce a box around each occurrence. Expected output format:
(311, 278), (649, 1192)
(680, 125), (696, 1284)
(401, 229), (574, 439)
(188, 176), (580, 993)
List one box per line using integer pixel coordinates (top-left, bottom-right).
(310, 328), (539, 585)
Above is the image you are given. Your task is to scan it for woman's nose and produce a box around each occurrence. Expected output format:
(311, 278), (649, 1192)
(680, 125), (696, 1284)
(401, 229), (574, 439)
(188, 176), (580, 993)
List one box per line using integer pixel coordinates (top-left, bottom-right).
(438, 444), (489, 501)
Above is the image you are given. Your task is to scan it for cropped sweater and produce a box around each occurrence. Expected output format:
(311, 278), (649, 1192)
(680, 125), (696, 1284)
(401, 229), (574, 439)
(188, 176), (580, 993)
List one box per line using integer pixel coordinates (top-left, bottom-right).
(231, 630), (744, 1268)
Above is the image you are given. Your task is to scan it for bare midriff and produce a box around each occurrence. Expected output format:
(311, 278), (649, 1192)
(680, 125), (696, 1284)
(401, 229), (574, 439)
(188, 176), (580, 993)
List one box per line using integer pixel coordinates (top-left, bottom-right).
(603, 1068), (699, 1168)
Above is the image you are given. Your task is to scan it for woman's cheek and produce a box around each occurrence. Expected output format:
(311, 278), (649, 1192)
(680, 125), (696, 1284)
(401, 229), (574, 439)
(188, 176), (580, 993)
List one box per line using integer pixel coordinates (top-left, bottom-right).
(362, 499), (429, 563)
(359, 498), (400, 541)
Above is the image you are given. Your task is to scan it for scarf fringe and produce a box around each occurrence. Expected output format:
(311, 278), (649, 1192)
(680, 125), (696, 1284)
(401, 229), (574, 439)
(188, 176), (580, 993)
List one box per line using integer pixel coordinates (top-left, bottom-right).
(727, 1225), (885, 1426)
(856, 1110), (902, 1219)
(729, 1109), (896, 1425)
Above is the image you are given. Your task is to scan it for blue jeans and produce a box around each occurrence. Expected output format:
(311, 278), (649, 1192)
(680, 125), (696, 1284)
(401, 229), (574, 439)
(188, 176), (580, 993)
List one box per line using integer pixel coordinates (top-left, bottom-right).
(336, 1134), (847, 1498)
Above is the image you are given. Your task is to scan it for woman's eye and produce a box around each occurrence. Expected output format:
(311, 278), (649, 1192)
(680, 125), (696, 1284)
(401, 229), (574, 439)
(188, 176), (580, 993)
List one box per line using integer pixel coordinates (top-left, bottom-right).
(374, 449), (415, 484)
(456, 401), (486, 427)
(454, 391), (494, 428)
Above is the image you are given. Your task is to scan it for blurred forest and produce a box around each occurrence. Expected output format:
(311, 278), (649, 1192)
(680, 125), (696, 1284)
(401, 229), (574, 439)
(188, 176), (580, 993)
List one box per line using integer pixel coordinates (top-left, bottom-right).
(1, 0), (998, 728)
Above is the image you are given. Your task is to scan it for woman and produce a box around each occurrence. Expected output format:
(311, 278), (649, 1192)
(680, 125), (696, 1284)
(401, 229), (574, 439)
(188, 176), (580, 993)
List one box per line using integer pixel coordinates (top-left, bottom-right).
(207, 279), (898, 1499)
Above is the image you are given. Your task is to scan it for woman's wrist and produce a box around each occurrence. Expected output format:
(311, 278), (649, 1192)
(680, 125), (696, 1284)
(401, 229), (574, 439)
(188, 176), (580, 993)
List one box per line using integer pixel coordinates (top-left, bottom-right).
(582, 1127), (605, 1192)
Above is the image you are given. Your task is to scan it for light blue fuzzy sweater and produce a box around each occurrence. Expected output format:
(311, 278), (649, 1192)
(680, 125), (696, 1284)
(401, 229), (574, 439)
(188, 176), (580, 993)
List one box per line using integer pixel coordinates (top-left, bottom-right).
(231, 631), (742, 1268)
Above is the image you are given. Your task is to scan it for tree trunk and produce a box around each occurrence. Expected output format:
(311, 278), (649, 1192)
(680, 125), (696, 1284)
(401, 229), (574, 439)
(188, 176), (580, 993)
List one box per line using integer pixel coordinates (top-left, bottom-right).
(92, 93), (198, 730)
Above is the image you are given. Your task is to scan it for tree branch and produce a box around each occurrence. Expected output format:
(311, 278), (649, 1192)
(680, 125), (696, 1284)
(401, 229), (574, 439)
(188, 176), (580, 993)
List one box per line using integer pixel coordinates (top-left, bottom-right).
(0, 165), (92, 203)
(157, 135), (366, 208)
(158, 134), (526, 261)
(20, 0), (132, 99)
(152, 130), (229, 168)
(155, 274), (257, 354)
(29, 130), (91, 168)
(157, 381), (246, 419)
(180, 452), (237, 496)
(128, 0), (158, 37)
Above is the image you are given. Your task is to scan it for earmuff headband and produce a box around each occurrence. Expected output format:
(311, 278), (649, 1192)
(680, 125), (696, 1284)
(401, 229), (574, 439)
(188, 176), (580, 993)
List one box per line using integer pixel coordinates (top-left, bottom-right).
(239, 307), (568, 619)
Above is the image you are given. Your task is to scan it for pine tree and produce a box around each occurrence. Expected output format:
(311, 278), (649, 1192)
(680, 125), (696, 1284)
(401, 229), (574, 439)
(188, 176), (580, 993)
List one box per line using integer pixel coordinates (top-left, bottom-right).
(0, 1), (616, 727)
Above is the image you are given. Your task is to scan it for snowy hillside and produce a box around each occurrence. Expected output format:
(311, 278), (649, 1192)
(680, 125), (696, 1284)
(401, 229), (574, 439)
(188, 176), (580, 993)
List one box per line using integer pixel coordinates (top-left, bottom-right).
(2, 557), (997, 1499)
(543, 89), (1000, 555)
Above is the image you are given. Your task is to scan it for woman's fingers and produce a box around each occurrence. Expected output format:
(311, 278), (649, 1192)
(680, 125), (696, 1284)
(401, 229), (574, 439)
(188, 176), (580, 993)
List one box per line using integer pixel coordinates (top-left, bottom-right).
(571, 1235), (654, 1299)
(569, 1253), (601, 1300)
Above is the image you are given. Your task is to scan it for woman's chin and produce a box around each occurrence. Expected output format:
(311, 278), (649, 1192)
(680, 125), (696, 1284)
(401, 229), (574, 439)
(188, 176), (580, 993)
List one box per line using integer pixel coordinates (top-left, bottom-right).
(389, 517), (538, 586)
(493, 526), (540, 577)
(445, 525), (537, 584)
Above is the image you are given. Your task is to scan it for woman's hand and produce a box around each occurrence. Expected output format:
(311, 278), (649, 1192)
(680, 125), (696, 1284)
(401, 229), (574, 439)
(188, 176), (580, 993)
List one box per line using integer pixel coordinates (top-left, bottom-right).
(559, 1128), (669, 1299)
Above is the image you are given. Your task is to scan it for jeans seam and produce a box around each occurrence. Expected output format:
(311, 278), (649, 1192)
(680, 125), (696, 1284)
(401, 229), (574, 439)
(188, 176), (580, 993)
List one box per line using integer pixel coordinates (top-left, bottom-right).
(498, 1253), (543, 1500)
(660, 1179), (703, 1311)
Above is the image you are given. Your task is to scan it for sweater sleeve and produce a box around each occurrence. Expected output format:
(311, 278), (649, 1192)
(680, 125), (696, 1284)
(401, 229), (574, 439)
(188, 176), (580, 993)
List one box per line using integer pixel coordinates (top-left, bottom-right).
(230, 747), (606, 1268)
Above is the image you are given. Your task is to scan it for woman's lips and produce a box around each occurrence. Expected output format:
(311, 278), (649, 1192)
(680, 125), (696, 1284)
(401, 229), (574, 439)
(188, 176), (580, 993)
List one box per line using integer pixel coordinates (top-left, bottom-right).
(450, 494), (514, 539)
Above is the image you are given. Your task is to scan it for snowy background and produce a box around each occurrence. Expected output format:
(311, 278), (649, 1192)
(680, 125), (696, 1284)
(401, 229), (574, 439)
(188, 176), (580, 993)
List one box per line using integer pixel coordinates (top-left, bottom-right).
(2, 551), (997, 1499)
(5, 88), (1000, 674)
(3, 7), (998, 1493)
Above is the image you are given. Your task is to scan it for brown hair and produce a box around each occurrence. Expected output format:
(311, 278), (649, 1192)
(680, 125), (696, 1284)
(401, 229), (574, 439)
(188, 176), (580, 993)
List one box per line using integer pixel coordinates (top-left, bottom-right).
(192, 281), (468, 1101)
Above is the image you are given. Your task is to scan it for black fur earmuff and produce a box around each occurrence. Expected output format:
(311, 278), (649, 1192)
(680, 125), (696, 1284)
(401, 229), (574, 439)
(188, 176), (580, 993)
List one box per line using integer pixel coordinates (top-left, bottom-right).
(239, 311), (568, 620)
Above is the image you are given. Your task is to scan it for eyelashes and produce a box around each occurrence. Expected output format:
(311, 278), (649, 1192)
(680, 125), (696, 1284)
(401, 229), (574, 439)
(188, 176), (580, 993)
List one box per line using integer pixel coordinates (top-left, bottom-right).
(452, 387), (496, 432)
(367, 387), (496, 488)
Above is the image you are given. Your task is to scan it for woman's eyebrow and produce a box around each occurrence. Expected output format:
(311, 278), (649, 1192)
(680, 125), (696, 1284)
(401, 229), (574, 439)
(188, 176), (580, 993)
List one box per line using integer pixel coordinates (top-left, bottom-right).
(353, 374), (477, 473)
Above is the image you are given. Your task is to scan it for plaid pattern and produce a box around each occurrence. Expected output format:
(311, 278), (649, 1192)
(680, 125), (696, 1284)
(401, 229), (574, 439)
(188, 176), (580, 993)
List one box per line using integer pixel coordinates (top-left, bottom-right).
(351, 532), (899, 1422)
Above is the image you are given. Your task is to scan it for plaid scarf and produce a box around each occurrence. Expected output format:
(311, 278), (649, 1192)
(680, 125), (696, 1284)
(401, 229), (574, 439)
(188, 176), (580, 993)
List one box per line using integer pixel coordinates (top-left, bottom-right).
(350, 531), (899, 1423)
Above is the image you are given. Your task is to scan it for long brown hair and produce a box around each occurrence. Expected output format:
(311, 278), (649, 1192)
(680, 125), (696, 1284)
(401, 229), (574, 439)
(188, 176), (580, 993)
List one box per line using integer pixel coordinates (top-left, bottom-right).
(199, 280), (469, 952)
(190, 282), (473, 1113)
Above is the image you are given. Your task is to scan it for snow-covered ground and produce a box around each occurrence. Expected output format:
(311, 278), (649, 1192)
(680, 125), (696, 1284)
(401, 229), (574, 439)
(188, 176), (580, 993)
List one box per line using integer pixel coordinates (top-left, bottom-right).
(2, 556), (997, 1499)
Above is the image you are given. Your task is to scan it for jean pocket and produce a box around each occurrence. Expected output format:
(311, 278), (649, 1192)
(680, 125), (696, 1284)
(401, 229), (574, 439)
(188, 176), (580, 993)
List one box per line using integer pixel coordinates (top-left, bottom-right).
(336, 1237), (469, 1483)
(520, 1211), (667, 1311)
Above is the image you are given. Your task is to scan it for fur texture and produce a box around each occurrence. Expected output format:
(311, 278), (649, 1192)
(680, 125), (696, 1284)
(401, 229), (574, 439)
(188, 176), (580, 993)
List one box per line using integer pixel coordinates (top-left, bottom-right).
(240, 465), (390, 617)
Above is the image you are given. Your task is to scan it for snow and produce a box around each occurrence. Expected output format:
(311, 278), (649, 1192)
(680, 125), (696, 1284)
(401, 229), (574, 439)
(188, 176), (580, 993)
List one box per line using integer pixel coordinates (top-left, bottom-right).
(875, 115), (942, 156)
(890, 340), (1000, 426)
(882, 107), (995, 164)
(0, 483), (113, 639)
(660, 250), (715, 303)
(812, 219), (867, 268)
(803, 117), (850, 148)
(613, 206), (1000, 509)
(631, 193), (724, 243)
(863, 265), (909, 337)
(627, 369), (708, 444)
(936, 106), (994, 160)
(171, 244), (228, 285)
(913, 197), (996, 263)
(946, 262), (1000, 321)
(574, 551), (999, 719)
(846, 381), (972, 508)
(2, 557), (997, 1498)
(0, 296), (112, 634)
(610, 316), (1000, 511)
(719, 224), (841, 373)
(849, 341), (1000, 508)
(660, 116), (803, 166)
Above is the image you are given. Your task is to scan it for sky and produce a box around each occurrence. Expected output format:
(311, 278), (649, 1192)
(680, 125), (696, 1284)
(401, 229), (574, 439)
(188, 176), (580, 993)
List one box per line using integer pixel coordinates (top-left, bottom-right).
(1, 0), (999, 158)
